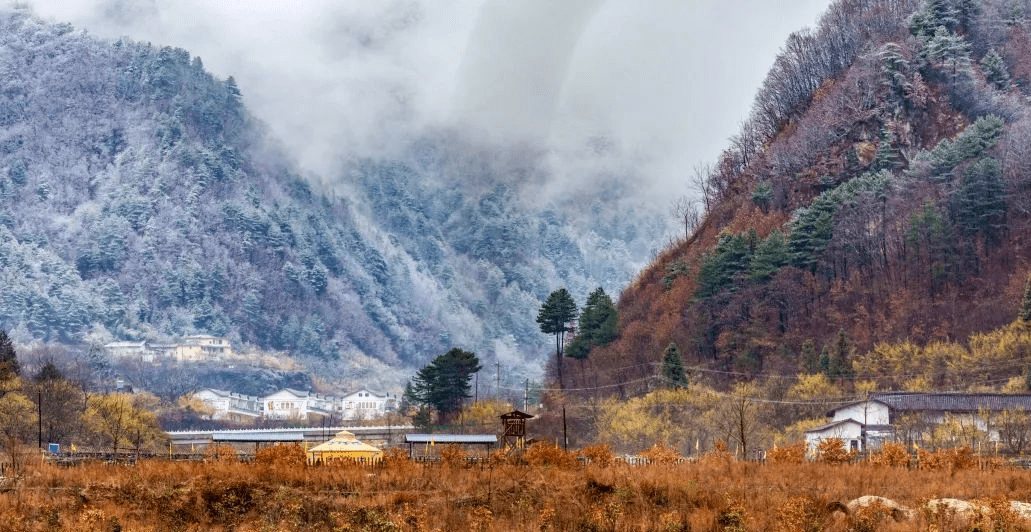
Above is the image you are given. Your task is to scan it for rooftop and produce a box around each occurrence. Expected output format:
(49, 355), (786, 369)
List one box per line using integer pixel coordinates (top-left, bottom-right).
(404, 434), (498, 444)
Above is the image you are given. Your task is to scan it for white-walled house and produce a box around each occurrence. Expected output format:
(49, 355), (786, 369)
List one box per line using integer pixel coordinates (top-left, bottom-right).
(104, 335), (233, 363)
(104, 341), (150, 361)
(194, 389), (264, 421)
(262, 389), (337, 421)
(805, 393), (1031, 454)
(340, 389), (396, 420)
(183, 335), (233, 359)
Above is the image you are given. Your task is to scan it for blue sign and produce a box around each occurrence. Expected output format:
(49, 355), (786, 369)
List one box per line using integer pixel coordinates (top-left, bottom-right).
(47, 443), (60, 454)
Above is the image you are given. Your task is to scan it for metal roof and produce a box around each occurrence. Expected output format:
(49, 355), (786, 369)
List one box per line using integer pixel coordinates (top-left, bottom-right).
(212, 431), (304, 442)
(871, 392), (1031, 412)
(806, 419), (862, 433)
(404, 434), (497, 444)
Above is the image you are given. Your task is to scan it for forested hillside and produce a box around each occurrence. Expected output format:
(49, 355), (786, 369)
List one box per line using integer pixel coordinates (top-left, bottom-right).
(575, 0), (1031, 395)
(0, 8), (665, 390)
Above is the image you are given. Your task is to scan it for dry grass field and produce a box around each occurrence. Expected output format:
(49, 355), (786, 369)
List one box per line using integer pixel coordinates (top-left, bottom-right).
(3, 443), (1031, 532)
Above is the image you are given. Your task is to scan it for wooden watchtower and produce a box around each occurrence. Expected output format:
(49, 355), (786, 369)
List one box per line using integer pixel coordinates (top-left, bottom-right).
(500, 410), (534, 450)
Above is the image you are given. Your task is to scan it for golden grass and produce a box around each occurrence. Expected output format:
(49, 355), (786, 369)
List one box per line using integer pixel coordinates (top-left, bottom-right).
(4, 450), (1031, 531)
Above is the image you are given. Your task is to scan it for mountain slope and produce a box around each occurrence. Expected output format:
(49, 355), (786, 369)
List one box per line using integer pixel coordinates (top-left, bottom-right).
(0, 8), (666, 390)
(580, 0), (1031, 395)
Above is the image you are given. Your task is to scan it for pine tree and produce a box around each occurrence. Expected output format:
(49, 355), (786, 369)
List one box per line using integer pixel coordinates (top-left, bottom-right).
(828, 330), (855, 382)
(872, 127), (899, 171)
(818, 345), (831, 376)
(661, 342), (688, 389)
(748, 230), (789, 282)
(0, 330), (19, 382)
(410, 348), (482, 424)
(800, 339), (819, 373)
(578, 287), (617, 348)
(751, 181), (772, 212)
(1019, 272), (1031, 322)
(537, 289), (577, 389)
(952, 157), (1007, 244)
(981, 48), (1011, 90)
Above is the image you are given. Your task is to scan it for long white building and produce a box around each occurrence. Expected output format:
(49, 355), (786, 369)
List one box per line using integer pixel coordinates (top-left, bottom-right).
(193, 387), (398, 423)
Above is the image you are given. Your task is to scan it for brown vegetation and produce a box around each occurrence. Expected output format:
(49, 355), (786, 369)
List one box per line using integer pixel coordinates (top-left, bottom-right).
(3, 448), (1031, 531)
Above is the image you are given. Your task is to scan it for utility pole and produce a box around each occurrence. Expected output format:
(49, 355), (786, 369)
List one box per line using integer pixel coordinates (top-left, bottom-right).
(474, 371), (478, 403)
(523, 379), (528, 411)
(495, 362), (500, 400)
(562, 406), (568, 451)
(38, 390), (42, 449)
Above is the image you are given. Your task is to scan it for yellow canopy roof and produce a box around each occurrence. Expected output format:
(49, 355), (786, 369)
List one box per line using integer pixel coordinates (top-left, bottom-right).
(307, 431), (382, 459)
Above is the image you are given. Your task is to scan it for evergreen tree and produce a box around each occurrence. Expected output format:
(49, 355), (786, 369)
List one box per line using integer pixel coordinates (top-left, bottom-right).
(410, 347), (482, 424)
(565, 336), (590, 361)
(981, 49), (1011, 90)
(578, 287), (617, 348)
(872, 127), (899, 171)
(880, 42), (911, 103)
(537, 288), (577, 389)
(925, 26), (972, 77)
(800, 339), (819, 374)
(751, 181), (772, 212)
(1020, 272), (1031, 322)
(748, 230), (789, 282)
(33, 361), (62, 382)
(661, 342), (688, 389)
(827, 330), (855, 382)
(952, 157), (1007, 244)
(0, 330), (19, 382)
(818, 345), (831, 376)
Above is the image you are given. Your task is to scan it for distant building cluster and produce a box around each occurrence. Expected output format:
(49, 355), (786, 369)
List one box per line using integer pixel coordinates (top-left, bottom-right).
(193, 388), (397, 423)
(104, 335), (233, 363)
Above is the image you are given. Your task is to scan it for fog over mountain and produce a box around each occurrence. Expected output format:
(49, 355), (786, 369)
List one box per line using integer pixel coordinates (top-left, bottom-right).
(27, 0), (830, 200)
(4, 1), (831, 394)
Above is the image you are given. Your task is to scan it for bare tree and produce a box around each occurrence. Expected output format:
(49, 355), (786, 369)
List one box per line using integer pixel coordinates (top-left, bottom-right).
(690, 162), (717, 213)
(670, 196), (701, 240)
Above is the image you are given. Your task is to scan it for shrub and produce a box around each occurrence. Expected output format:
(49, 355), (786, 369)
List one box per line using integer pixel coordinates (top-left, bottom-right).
(439, 444), (467, 468)
(916, 446), (976, 471)
(255, 443), (306, 467)
(580, 444), (615, 467)
(766, 442), (806, 465)
(382, 447), (411, 470)
(716, 502), (747, 532)
(773, 496), (822, 532)
(869, 442), (909, 467)
(816, 438), (855, 464)
(204, 443), (238, 462)
(524, 442), (577, 468)
(640, 442), (682, 464)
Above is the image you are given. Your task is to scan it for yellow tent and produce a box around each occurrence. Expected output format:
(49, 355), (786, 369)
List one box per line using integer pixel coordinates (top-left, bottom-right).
(306, 430), (383, 465)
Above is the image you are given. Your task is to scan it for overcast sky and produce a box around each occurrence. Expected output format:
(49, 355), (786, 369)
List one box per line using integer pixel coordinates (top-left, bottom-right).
(26, 0), (832, 202)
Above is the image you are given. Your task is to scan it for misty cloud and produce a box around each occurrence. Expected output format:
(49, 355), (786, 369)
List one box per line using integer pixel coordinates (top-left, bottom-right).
(26, 0), (831, 203)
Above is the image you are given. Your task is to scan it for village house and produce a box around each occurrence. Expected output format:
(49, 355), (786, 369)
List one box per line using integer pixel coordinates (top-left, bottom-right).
(262, 389), (338, 421)
(103, 341), (150, 361)
(193, 389), (264, 421)
(805, 392), (1031, 454)
(183, 334), (233, 358)
(340, 389), (396, 420)
(104, 335), (233, 363)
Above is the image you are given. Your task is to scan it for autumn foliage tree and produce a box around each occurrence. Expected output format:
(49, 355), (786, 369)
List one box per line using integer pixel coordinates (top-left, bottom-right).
(83, 392), (164, 456)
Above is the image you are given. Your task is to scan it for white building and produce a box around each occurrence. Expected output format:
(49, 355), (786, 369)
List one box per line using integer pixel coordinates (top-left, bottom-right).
(193, 389), (264, 421)
(104, 335), (233, 363)
(103, 341), (150, 361)
(263, 389), (337, 421)
(340, 389), (396, 420)
(183, 335), (233, 359)
(806, 393), (1031, 455)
